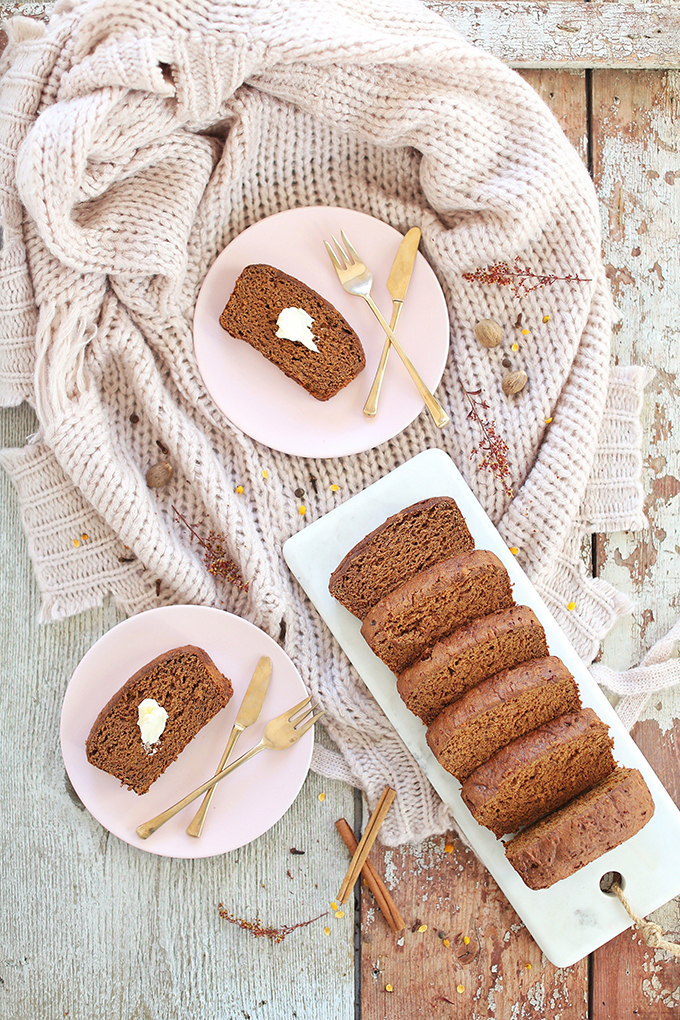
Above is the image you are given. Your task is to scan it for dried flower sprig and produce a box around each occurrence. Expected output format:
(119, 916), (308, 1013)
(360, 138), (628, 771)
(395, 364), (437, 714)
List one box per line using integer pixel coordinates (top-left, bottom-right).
(172, 507), (248, 592)
(218, 905), (328, 943)
(462, 256), (590, 299)
(463, 389), (513, 497)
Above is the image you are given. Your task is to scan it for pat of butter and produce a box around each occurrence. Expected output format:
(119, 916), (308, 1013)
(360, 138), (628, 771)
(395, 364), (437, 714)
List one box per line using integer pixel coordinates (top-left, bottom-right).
(276, 307), (318, 352)
(137, 698), (168, 745)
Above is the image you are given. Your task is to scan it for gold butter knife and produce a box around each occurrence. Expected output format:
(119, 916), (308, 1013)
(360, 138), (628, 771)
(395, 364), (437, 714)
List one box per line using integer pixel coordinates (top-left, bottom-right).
(186, 654), (272, 837)
(363, 226), (421, 417)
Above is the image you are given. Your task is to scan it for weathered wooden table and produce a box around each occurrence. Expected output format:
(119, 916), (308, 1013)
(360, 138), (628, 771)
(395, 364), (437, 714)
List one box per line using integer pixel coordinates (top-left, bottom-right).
(2, 3), (679, 1017)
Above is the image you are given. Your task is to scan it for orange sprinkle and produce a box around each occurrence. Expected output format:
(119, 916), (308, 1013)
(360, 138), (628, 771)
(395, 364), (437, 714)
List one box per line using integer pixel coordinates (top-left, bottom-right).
(299, 506), (307, 516)
(330, 483), (340, 492)
(442, 938), (450, 947)
(509, 547), (519, 555)
(567, 601), (576, 611)
(331, 902), (338, 911)
(81, 533), (89, 542)
(235, 485), (244, 494)
(545, 417), (553, 424)
(543, 315), (550, 323)
(444, 843), (454, 853)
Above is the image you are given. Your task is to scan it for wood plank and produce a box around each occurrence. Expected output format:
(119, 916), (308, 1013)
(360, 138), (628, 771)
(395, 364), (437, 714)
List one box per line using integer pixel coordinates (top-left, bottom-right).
(360, 833), (588, 1020)
(519, 68), (588, 162)
(424, 2), (680, 69)
(590, 66), (680, 1017)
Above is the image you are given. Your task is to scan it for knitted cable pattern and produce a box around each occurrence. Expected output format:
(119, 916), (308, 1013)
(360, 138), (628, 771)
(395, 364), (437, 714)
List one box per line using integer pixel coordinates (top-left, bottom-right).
(0, 0), (659, 844)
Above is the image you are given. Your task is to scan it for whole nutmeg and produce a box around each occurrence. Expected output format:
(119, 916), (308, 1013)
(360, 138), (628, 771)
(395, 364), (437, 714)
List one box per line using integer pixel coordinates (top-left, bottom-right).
(146, 460), (174, 488)
(502, 370), (528, 396)
(475, 319), (503, 348)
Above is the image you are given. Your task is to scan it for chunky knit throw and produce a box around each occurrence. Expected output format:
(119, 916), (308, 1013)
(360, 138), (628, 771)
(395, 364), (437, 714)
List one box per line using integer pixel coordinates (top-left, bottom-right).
(1, 0), (670, 844)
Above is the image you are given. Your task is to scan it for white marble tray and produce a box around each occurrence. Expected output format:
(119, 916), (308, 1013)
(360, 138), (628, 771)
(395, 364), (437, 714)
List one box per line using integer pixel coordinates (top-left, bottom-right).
(283, 448), (680, 967)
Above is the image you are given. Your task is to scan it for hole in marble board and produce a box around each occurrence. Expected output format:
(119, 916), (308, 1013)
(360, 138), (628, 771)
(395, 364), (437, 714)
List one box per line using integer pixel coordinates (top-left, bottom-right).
(599, 870), (625, 894)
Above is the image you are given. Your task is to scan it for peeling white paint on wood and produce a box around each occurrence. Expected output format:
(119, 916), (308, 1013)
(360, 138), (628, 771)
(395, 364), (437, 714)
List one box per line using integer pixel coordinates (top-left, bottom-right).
(593, 72), (680, 736)
(425, 2), (680, 69)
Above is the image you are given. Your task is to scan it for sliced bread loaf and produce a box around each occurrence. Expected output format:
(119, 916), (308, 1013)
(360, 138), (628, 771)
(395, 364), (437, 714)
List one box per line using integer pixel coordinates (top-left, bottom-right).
(505, 767), (654, 889)
(220, 264), (365, 400)
(426, 656), (581, 781)
(329, 496), (474, 620)
(360, 550), (514, 673)
(396, 605), (548, 724)
(460, 707), (616, 837)
(86, 645), (233, 795)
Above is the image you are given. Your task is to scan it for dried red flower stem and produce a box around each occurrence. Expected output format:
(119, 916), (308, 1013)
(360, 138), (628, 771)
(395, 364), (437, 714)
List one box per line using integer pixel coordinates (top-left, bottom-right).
(172, 507), (248, 592)
(218, 905), (328, 943)
(462, 256), (590, 299)
(463, 389), (513, 497)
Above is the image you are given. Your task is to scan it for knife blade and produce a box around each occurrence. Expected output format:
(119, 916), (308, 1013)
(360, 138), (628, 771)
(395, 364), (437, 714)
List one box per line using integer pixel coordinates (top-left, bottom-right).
(186, 654), (272, 837)
(363, 226), (421, 417)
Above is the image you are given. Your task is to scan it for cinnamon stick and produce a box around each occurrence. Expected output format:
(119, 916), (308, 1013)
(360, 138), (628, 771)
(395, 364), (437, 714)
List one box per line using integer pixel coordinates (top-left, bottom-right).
(335, 818), (405, 932)
(337, 785), (396, 905)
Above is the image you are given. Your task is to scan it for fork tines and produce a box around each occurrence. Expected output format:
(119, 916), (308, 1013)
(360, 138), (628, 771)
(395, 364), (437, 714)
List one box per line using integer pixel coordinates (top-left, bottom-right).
(324, 231), (361, 272)
(287, 693), (324, 730)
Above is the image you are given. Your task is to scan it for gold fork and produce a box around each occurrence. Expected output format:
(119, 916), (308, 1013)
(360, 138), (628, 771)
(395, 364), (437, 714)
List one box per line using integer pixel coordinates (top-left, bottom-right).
(324, 231), (450, 428)
(136, 695), (323, 839)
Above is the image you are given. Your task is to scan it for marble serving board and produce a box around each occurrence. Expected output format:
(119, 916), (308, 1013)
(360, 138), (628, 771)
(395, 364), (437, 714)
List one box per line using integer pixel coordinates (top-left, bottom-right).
(283, 448), (680, 967)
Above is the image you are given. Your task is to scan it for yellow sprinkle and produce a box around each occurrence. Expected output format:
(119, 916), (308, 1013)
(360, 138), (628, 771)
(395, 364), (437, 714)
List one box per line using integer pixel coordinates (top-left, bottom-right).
(335, 910), (345, 919)
(299, 506), (307, 516)
(545, 417), (553, 424)
(81, 533), (89, 542)
(331, 902), (338, 911)
(385, 984), (393, 993)
(463, 935), (470, 945)
(521, 329), (529, 335)
(526, 963), (532, 970)
(442, 938), (450, 947)
(323, 927), (331, 936)
(235, 485), (244, 494)
(511, 342), (519, 352)
(318, 792), (325, 802)
(330, 483), (340, 492)
(444, 843), (453, 853)
(457, 984), (465, 994)
(509, 547), (519, 555)
(567, 601), (576, 611)
(262, 470), (268, 479)
(72, 538), (80, 548)
(418, 924), (427, 933)
(543, 315), (550, 323)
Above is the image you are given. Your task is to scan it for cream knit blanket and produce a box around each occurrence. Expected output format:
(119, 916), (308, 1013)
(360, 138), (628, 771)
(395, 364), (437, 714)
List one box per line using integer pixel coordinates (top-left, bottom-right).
(0, 0), (671, 844)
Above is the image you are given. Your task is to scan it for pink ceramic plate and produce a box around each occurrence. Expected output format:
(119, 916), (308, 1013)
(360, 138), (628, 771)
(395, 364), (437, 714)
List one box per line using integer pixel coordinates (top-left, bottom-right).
(60, 605), (313, 858)
(193, 206), (450, 458)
